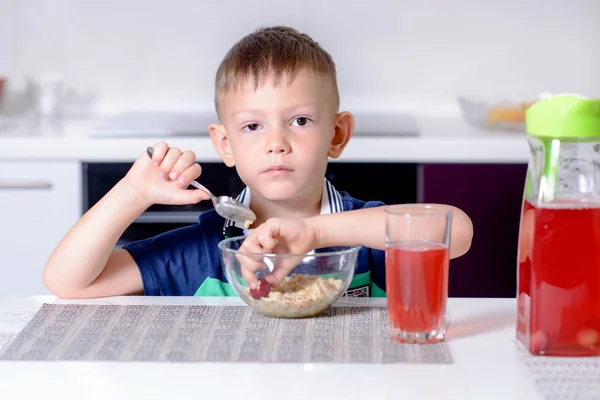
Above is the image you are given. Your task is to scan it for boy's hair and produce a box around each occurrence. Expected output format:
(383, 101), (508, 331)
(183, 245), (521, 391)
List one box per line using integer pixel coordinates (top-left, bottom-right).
(214, 26), (339, 112)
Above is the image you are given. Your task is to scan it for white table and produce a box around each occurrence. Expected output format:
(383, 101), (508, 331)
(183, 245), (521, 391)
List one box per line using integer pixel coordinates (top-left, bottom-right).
(0, 296), (544, 400)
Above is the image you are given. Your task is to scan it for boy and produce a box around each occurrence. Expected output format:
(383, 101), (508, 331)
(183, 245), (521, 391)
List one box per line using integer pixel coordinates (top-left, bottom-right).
(43, 26), (473, 298)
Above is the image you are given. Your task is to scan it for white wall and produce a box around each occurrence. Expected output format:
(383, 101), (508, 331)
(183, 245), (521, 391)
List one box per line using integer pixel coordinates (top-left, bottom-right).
(0, 0), (598, 113)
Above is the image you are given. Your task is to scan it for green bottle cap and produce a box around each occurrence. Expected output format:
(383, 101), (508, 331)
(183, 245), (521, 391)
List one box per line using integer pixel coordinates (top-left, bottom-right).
(526, 94), (600, 139)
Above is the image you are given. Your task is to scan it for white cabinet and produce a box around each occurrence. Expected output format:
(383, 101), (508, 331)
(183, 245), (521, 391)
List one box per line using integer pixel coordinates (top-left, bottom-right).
(0, 161), (81, 295)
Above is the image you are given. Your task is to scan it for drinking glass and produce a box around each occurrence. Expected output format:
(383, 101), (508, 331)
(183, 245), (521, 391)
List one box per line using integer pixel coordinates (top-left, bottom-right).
(385, 205), (452, 344)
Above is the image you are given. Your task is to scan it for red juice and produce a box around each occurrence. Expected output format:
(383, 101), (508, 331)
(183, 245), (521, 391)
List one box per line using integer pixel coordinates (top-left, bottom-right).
(516, 200), (534, 345)
(517, 199), (600, 356)
(385, 242), (449, 342)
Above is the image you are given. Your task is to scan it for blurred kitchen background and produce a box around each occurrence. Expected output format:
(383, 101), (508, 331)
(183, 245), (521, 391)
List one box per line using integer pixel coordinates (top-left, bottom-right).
(0, 0), (598, 296)
(1, 0), (598, 116)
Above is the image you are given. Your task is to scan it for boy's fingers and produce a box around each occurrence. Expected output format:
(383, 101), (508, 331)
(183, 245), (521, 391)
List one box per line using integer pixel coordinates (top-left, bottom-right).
(238, 253), (262, 289)
(150, 142), (169, 165)
(248, 220), (281, 254)
(170, 188), (209, 205)
(170, 150), (197, 180)
(256, 231), (277, 253)
(265, 257), (302, 287)
(246, 227), (279, 256)
(244, 221), (297, 288)
(241, 263), (258, 289)
(177, 164), (202, 188)
(159, 147), (182, 176)
(238, 238), (269, 289)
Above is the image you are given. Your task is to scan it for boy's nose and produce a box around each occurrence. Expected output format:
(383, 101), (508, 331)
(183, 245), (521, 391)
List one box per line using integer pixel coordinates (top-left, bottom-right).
(265, 129), (291, 155)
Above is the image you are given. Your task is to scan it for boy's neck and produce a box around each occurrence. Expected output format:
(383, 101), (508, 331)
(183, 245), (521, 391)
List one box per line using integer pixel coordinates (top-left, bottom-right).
(250, 186), (322, 226)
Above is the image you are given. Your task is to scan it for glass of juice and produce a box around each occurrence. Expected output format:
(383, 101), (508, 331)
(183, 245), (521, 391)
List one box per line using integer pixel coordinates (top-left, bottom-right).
(385, 205), (452, 344)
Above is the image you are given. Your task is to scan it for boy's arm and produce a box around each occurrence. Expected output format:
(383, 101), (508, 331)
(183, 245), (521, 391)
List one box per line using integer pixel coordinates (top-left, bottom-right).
(43, 143), (209, 298)
(43, 180), (149, 298)
(238, 204), (472, 288)
(309, 204), (473, 259)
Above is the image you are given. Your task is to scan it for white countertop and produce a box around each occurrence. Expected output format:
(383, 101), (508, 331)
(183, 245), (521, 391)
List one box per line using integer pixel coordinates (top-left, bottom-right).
(0, 114), (530, 163)
(0, 296), (549, 400)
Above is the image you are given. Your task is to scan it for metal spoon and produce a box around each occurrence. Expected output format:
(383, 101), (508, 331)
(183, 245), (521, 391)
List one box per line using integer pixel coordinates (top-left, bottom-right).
(146, 146), (256, 228)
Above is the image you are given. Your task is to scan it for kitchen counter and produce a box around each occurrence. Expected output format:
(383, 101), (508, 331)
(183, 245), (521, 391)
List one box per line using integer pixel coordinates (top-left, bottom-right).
(0, 115), (530, 163)
(0, 295), (561, 400)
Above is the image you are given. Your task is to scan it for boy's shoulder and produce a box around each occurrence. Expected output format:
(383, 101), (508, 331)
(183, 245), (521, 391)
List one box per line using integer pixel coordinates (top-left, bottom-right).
(340, 191), (387, 211)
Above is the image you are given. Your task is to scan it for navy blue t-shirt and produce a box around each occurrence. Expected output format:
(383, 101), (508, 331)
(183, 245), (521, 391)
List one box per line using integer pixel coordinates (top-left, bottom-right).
(123, 192), (388, 297)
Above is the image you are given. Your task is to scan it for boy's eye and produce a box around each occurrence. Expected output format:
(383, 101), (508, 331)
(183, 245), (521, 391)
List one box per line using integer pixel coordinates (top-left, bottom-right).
(291, 117), (311, 127)
(242, 123), (260, 132)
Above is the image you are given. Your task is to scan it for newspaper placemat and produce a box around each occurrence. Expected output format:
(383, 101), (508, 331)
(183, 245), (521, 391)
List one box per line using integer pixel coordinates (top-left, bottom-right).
(516, 341), (600, 399)
(0, 303), (452, 364)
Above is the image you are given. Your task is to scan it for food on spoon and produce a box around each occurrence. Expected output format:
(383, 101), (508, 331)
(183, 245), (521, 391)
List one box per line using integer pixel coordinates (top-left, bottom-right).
(245, 273), (343, 318)
(249, 278), (271, 299)
(244, 220), (252, 229)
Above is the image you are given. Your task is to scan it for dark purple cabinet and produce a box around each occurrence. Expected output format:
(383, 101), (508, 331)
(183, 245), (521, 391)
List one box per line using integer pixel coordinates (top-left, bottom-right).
(421, 164), (528, 298)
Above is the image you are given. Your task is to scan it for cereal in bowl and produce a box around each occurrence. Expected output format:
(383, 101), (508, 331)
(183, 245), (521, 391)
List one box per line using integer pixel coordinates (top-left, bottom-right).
(245, 274), (343, 318)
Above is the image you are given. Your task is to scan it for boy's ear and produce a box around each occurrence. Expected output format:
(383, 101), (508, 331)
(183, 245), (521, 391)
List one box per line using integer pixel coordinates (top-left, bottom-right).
(328, 111), (354, 159)
(209, 123), (236, 167)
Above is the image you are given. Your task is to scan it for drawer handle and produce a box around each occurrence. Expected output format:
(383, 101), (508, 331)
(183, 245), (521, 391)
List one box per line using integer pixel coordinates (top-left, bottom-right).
(0, 180), (54, 190)
(134, 211), (204, 224)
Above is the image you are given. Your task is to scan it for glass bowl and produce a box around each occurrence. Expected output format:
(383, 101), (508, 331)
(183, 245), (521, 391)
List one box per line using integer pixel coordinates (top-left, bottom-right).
(218, 236), (361, 318)
(458, 96), (534, 132)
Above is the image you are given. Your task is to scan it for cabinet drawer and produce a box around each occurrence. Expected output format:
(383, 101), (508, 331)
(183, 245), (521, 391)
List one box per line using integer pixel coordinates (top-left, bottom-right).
(0, 161), (81, 295)
(0, 162), (77, 190)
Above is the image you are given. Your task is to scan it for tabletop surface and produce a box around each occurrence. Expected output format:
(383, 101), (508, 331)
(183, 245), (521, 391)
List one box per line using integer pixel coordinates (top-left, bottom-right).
(0, 296), (556, 400)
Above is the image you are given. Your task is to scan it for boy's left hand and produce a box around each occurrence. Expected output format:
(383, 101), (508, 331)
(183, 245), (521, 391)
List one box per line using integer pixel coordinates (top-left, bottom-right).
(238, 218), (319, 289)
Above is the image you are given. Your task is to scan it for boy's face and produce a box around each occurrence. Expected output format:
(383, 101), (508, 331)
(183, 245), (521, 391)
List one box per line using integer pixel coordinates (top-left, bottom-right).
(210, 68), (354, 202)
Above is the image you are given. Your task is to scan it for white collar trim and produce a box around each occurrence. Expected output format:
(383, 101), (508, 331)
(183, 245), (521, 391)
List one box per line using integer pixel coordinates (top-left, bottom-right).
(223, 178), (344, 235)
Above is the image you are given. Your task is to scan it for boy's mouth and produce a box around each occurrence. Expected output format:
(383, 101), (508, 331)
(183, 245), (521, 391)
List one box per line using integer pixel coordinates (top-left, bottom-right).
(262, 165), (294, 176)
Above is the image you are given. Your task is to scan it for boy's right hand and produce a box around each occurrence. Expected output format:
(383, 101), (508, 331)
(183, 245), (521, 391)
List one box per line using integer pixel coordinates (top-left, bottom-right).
(123, 142), (211, 206)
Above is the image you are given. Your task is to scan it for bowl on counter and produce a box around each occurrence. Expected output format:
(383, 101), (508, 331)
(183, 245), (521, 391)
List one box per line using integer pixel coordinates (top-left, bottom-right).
(458, 96), (535, 132)
(218, 236), (361, 318)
